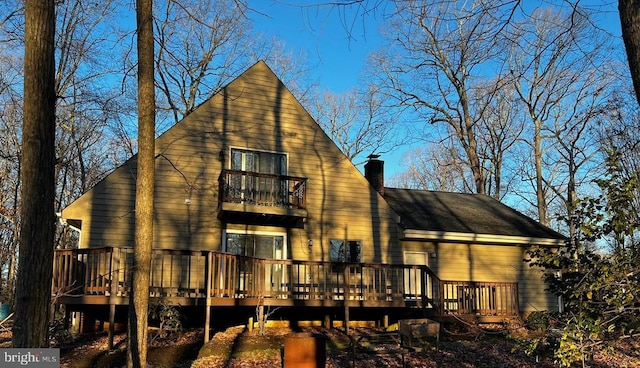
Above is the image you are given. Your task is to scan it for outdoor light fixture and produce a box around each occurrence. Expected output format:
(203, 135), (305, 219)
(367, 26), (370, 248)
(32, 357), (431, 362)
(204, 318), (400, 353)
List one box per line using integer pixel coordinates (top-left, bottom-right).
(308, 239), (314, 247)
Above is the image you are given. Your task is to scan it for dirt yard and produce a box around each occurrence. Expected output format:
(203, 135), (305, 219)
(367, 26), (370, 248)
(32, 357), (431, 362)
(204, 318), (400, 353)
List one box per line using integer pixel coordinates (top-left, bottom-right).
(2, 324), (639, 367)
(188, 325), (640, 368)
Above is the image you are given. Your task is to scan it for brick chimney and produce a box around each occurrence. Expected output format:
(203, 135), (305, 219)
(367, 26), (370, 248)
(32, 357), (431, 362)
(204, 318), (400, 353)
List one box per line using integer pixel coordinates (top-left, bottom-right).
(365, 154), (384, 196)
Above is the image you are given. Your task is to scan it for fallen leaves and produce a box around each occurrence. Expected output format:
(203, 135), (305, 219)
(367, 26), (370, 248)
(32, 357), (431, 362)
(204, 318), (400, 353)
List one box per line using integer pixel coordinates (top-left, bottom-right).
(46, 324), (640, 367)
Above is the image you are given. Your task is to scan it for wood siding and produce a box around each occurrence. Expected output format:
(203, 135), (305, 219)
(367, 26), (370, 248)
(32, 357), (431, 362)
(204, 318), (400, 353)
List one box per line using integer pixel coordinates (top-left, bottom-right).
(62, 61), (401, 264)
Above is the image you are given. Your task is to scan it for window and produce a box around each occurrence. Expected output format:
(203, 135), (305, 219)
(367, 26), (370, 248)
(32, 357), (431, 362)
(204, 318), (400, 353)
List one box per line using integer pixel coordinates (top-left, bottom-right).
(329, 240), (344, 262)
(229, 148), (288, 205)
(226, 233), (284, 259)
(231, 148), (286, 174)
(329, 239), (361, 263)
(224, 232), (286, 294)
(347, 241), (361, 263)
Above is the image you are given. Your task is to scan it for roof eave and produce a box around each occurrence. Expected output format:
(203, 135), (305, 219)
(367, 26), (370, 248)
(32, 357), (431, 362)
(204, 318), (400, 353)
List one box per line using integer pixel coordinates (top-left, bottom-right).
(402, 229), (567, 247)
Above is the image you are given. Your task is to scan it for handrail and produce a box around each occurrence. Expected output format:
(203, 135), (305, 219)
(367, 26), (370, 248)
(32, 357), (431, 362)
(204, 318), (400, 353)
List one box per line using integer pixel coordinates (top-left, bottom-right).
(218, 169), (308, 209)
(440, 280), (520, 316)
(52, 246), (519, 316)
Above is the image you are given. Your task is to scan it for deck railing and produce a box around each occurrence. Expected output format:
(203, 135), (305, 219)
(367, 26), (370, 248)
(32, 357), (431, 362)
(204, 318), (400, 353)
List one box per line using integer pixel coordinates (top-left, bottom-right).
(440, 281), (520, 317)
(218, 170), (307, 209)
(52, 247), (519, 316)
(206, 254), (440, 306)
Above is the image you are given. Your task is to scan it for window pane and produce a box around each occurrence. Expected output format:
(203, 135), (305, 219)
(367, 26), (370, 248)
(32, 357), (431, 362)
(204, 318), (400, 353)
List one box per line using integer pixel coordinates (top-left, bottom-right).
(347, 241), (361, 263)
(244, 235), (255, 257)
(226, 234), (244, 255)
(231, 150), (243, 171)
(245, 152), (255, 172)
(330, 239), (344, 262)
(226, 233), (285, 260)
(254, 235), (273, 259)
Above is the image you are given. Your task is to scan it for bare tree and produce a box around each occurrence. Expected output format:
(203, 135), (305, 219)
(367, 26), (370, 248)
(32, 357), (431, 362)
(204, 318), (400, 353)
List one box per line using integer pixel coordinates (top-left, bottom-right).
(53, 0), (128, 221)
(371, 0), (521, 194)
(0, 39), (24, 301)
(154, 0), (253, 129)
(255, 39), (316, 108)
(2, 0), (130, 255)
(120, 0), (314, 140)
(127, 0), (155, 366)
(312, 85), (402, 165)
(1, 0), (26, 308)
(13, 0), (56, 348)
(474, 83), (524, 199)
(506, 7), (613, 228)
(388, 144), (469, 192)
(0, 86), (21, 303)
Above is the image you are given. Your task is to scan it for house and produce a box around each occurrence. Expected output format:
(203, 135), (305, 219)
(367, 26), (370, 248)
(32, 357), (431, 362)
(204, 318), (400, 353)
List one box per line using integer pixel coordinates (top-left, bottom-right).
(54, 61), (566, 344)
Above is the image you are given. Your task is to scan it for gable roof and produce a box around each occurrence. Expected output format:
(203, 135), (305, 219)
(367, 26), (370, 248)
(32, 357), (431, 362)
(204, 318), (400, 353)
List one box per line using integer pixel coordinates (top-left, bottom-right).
(62, 60), (403, 250)
(384, 187), (567, 246)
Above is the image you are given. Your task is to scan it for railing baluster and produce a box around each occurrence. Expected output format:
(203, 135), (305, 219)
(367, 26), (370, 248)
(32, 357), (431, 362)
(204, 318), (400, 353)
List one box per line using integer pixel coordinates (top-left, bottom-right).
(218, 170), (307, 209)
(53, 247), (519, 319)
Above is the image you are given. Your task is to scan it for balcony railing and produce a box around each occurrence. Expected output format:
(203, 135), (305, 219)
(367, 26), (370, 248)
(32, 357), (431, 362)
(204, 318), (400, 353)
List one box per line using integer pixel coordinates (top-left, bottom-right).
(52, 247), (519, 317)
(218, 170), (307, 209)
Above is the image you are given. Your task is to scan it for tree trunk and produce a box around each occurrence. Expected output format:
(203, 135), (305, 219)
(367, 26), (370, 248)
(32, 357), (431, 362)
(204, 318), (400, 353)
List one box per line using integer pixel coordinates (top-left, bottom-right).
(13, 0), (56, 348)
(461, 93), (485, 195)
(567, 153), (577, 250)
(619, 0), (640, 106)
(534, 120), (548, 225)
(127, 0), (155, 366)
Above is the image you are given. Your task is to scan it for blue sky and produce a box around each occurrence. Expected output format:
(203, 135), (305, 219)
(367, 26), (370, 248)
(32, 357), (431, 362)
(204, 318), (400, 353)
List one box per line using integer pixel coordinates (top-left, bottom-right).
(250, 1), (406, 176)
(252, 1), (622, 93)
(251, 1), (386, 93)
(249, 1), (625, 179)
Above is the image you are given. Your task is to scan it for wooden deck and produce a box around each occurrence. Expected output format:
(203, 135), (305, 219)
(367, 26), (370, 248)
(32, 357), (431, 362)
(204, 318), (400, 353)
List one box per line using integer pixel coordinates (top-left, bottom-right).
(52, 246), (519, 343)
(53, 246), (519, 315)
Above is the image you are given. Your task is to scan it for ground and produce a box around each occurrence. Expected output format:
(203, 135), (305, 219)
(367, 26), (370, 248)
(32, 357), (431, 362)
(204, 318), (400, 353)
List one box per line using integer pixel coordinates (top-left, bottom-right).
(1, 324), (639, 367)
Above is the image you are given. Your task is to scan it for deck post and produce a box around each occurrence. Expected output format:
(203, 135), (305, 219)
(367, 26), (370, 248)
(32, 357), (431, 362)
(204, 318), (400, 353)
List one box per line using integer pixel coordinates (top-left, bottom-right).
(344, 305), (350, 334)
(204, 306), (211, 343)
(344, 266), (350, 334)
(107, 247), (120, 350)
(421, 267), (428, 317)
(204, 252), (213, 343)
(108, 303), (115, 350)
(63, 306), (71, 331)
(257, 305), (264, 332)
(110, 247), (120, 298)
(438, 279), (445, 316)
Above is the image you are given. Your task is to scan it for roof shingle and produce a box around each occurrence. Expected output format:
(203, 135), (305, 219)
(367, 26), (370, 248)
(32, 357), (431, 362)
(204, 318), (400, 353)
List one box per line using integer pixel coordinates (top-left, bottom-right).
(383, 188), (566, 240)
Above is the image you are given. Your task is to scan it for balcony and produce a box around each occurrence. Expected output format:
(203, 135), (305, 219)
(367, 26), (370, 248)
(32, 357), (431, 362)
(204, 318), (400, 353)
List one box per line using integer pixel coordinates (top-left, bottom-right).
(217, 169), (308, 227)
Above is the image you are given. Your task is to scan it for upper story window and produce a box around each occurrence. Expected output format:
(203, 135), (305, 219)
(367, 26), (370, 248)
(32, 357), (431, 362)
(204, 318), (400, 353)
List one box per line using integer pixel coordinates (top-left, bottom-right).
(231, 148), (286, 175)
